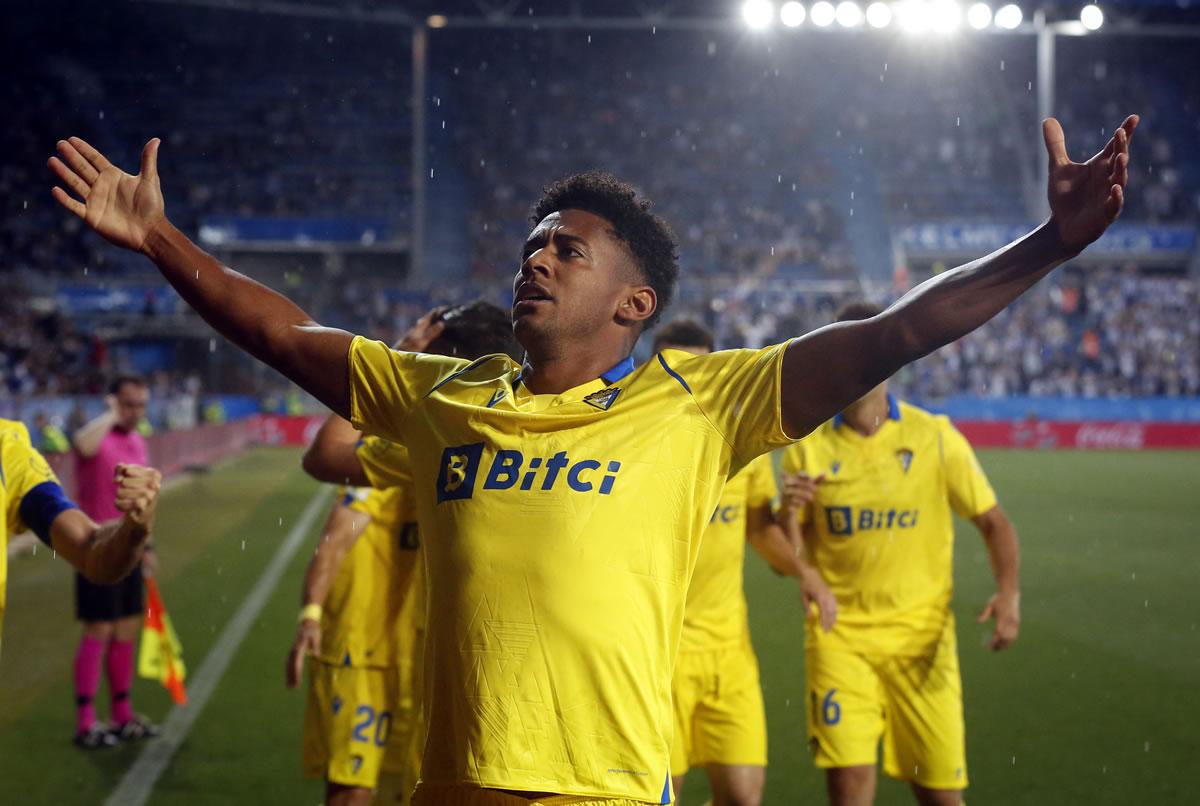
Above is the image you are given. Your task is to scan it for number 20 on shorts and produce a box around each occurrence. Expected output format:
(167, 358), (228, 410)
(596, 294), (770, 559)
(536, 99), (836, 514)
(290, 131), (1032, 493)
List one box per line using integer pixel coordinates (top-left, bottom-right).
(351, 705), (392, 747)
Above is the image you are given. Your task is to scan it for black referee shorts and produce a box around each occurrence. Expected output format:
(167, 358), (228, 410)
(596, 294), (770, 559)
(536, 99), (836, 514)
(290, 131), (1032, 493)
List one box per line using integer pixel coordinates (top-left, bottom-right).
(75, 571), (144, 622)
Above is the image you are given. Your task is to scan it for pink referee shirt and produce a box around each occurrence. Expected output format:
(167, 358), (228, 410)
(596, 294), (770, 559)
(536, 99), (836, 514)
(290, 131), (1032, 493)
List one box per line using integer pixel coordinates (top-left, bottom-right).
(75, 427), (148, 522)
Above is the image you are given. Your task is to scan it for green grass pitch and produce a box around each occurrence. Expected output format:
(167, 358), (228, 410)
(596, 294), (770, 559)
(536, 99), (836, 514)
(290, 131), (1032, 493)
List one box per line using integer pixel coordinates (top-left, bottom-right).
(0, 447), (1196, 804)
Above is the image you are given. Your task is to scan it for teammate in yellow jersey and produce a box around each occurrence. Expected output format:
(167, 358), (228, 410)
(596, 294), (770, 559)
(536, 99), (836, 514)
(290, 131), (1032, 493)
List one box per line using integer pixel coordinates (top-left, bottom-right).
(292, 301), (520, 806)
(286, 484), (425, 806)
(0, 417), (161, 651)
(782, 303), (1022, 806)
(53, 113), (1136, 804)
(652, 320), (836, 806)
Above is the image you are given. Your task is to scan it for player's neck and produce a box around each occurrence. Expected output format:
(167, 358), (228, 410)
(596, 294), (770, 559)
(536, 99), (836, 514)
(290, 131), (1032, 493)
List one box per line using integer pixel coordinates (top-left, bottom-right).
(841, 388), (890, 437)
(521, 338), (634, 395)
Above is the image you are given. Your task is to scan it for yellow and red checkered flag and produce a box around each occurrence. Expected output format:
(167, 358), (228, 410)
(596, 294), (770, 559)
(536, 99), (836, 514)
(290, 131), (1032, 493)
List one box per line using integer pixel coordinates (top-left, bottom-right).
(138, 577), (188, 705)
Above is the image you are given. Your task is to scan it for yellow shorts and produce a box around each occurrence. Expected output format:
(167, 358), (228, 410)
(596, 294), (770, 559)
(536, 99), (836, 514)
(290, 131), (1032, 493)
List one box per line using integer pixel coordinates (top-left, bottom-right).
(412, 785), (651, 806)
(303, 659), (419, 790)
(670, 640), (767, 776)
(805, 626), (967, 790)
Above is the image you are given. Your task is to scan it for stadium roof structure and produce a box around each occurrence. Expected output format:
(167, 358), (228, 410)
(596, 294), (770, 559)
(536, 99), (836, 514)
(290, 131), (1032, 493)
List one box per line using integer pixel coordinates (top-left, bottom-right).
(136, 0), (1200, 27)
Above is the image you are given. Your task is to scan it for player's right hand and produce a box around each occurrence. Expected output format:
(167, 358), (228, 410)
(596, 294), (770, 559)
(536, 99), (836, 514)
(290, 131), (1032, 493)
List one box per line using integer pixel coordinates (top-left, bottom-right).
(49, 137), (166, 254)
(800, 567), (838, 632)
(393, 307), (447, 353)
(286, 619), (321, 689)
(113, 464), (162, 529)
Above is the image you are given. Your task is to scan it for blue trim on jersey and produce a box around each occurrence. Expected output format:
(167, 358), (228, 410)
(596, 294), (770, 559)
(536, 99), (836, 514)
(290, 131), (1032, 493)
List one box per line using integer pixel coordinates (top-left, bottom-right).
(18, 481), (79, 547)
(426, 356), (497, 397)
(660, 772), (672, 804)
(600, 354), (636, 385)
(833, 393), (902, 429)
(341, 492), (356, 506)
(514, 354), (636, 393)
(656, 353), (692, 394)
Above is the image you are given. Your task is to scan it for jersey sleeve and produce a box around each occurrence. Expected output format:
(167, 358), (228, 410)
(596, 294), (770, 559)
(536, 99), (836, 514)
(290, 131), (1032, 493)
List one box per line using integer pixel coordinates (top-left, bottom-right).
(940, 418), (998, 519)
(744, 453), (779, 509)
(658, 342), (796, 470)
(347, 336), (467, 443)
(355, 436), (414, 490)
(4, 422), (74, 544)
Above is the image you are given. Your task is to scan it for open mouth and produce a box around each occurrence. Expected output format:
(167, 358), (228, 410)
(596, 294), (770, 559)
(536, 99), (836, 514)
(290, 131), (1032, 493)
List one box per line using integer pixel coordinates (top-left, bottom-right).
(514, 283), (554, 309)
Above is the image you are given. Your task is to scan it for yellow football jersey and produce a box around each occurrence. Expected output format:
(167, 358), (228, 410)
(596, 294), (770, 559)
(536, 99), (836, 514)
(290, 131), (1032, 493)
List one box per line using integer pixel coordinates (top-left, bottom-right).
(320, 483), (421, 668)
(678, 453), (777, 652)
(347, 337), (795, 803)
(782, 397), (996, 656)
(0, 419), (68, 647)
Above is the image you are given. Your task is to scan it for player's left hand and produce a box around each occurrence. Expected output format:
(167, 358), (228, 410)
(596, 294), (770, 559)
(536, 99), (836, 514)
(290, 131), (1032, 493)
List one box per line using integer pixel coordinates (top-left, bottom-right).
(800, 567), (838, 632)
(286, 619), (321, 689)
(1043, 115), (1138, 252)
(113, 463), (162, 530)
(977, 590), (1020, 651)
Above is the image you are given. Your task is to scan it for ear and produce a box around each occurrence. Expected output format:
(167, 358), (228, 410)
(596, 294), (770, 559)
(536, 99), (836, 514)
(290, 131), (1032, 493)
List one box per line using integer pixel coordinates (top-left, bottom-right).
(616, 285), (657, 326)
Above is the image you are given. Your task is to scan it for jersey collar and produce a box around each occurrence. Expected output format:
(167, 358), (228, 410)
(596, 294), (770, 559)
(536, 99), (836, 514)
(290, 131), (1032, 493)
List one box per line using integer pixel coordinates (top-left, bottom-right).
(511, 354), (637, 407)
(514, 354), (636, 391)
(832, 393), (901, 430)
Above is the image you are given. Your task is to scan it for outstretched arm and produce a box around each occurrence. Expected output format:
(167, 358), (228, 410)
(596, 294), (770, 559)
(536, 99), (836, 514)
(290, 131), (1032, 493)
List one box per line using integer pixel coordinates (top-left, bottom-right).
(780, 116), (1138, 437)
(49, 137), (353, 418)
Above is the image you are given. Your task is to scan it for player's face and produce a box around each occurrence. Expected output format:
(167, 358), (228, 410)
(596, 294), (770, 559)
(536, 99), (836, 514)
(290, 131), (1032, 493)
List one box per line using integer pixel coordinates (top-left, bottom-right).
(513, 209), (651, 350)
(115, 383), (149, 431)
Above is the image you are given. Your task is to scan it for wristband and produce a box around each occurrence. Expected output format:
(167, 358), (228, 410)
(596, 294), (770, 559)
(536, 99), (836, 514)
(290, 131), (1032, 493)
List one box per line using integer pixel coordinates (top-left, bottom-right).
(298, 603), (323, 624)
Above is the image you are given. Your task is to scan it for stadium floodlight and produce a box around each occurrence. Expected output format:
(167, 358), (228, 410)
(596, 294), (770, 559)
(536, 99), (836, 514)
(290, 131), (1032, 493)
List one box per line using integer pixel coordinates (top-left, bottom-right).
(896, 0), (931, 31)
(994, 3), (1022, 28)
(866, 1), (893, 26)
(966, 2), (992, 28)
(742, 0), (775, 29)
(836, 1), (864, 26)
(928, 0), (962, 31)
(781, 1), (807, 25)
(811, 0), (837, 26)
(1080, 3), (1103, 29)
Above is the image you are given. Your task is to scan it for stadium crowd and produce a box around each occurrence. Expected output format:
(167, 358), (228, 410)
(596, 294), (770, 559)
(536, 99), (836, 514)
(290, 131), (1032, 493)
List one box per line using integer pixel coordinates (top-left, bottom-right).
(3, 11), (1197, 416)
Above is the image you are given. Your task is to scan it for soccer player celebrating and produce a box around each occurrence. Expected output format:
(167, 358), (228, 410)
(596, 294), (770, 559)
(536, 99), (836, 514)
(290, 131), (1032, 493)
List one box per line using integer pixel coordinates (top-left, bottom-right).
(781, 301), (1021, 806)
(70, 375), (160, 747)
(288, 302), (519, 806)
(653, 319), (836, 806)
(1, 419), (161, 660)
(50, 113), (1134, 805)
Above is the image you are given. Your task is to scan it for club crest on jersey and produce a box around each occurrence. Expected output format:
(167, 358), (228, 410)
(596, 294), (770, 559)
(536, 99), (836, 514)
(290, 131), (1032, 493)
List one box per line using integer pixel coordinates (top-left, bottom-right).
(583, 386), (621, 411)
(896, 448), (914, 474)
(437, 442), (622, 502)
(830, 461), (841, 476)
(486, 389), (507, 408)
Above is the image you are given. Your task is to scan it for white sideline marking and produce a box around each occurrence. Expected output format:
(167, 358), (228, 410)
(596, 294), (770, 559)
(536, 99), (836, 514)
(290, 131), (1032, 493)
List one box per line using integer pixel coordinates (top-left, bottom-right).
(104, 487), (331, 806)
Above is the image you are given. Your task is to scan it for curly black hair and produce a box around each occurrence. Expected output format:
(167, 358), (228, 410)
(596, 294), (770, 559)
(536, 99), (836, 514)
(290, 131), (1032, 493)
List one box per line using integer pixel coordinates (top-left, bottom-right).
(531, 170), (679, 328)
(431, 300), (522, 361)
(652, 318), (715, 353)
